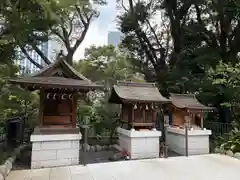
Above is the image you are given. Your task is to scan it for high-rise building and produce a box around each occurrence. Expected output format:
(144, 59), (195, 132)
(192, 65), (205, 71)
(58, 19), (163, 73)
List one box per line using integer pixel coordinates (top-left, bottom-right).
(16, 42), (49, 74)
(107, 31), (122, 47)
(15, 37), (65, 74)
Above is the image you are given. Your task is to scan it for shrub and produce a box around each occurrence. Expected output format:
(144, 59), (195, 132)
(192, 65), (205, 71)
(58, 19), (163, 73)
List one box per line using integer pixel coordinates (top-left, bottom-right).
(218, 128), (240, 153)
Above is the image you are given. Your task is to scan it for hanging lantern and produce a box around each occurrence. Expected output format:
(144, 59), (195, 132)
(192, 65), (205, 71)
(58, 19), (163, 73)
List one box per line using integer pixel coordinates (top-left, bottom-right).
(134, 104), (137, 109)
(151, 103), (154, 109)
(68, 94), (73, 100)
(146, 104), (149, 110)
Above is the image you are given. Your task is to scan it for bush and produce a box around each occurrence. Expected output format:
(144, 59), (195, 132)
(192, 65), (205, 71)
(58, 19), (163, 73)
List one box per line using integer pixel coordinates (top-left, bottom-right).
(218, 128), (240, 153)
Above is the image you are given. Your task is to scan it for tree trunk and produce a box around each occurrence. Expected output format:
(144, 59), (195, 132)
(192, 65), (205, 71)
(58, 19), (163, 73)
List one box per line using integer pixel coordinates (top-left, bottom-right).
(66, 51), (74, 65)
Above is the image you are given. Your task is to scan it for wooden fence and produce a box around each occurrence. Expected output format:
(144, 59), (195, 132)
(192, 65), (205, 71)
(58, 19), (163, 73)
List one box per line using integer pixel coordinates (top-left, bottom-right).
(204, 121), (233, 137)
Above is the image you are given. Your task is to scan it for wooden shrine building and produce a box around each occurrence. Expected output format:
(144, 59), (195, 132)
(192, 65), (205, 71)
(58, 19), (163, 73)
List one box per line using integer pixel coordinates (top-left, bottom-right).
(109, 81), (170, 129)
(168, 93), (214, 129)
(9, 57), (102, 169)
(166, 93), (214, 156)
(10, 58), (101, 130)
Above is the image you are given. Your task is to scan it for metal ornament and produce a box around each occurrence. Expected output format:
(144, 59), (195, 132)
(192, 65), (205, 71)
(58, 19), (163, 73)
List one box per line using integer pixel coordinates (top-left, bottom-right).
(61, 94), (66, 100)
(68, 94), (73, 100)
(146, 104), (149, 110)
(151, 103), (154, 109)
(53, 93), (57, 100)
(134, 104), (137, 109)
(46, 93), (50, 99)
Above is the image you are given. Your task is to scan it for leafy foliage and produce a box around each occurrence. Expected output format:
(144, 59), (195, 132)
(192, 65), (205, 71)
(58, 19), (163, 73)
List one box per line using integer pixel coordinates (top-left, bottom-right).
(0, 63), (39, 130)
(74, 45), (144, 85)
(0, 0), (106, 67)
(218, 128), (240, 153)
(207, 61), (240, 107)
(75, 45), (143, 136)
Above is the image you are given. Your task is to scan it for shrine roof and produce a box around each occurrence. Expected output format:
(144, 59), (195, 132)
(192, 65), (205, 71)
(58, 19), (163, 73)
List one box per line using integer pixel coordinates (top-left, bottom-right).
(9, 58), (102, 90)
(10, 77), (101, 90)
(169, 93), (214, 111)
(108, 81), (170, 104)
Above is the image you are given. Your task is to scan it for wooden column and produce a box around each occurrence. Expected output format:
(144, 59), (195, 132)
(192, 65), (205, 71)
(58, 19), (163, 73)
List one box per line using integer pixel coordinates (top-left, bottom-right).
(71, 92), (77, 128)
(131, 104), (134, 129)
(200, 112), (204, 130)
(153, 110), (157, 128)
(39, 90), (45, 126)
(142, 104), (146, 124)
(189, 112), (193, 129)
(121, 104), (123, 120)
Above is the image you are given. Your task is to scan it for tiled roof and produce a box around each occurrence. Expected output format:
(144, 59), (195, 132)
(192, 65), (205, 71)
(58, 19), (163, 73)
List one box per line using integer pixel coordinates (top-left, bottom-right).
(169, 93), (214, 111)
(109, 81), (170, 103)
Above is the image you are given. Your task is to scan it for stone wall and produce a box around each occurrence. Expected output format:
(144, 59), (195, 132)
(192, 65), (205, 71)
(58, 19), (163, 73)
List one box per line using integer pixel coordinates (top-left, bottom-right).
(117, 128), (161, 159)
(31, 133), (81, 169)
(0, 145), (27, 180)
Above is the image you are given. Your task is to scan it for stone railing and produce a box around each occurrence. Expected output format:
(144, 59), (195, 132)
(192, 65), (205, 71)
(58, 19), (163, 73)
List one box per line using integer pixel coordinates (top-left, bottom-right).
(0, 145), (27, 180)
(214, 148), (240, 160)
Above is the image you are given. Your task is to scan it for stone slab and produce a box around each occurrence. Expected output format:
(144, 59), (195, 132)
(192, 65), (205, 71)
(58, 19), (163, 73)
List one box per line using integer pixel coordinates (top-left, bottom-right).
(6, 154), (240, 180)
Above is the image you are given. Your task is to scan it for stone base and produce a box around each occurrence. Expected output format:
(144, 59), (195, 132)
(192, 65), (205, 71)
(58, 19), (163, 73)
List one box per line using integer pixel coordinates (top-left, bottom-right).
(30, 129), (81, 169)
(117, 127), (161, 159)
(166, 127), (211, 155)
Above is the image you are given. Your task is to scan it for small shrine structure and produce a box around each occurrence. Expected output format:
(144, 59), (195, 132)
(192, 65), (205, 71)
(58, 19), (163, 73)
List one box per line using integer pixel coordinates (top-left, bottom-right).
(109, 81), (170, 159)
(165, 93), (214, 155)
(10, 58), (101, 168)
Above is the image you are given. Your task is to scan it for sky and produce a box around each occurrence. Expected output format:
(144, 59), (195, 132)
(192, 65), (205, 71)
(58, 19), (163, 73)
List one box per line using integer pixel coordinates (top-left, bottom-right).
(73, 0), (119, 60)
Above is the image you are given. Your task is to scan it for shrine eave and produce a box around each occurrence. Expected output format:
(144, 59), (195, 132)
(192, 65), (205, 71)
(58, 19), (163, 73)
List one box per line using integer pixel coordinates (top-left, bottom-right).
(169, 93), (215, 112)
(108, 81), (170, 104)
(9, 77), (103, 91)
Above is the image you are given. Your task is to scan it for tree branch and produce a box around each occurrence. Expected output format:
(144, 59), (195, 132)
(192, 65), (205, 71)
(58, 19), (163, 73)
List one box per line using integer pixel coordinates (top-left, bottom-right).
(75, 5), (87, 26)
(60, 24), (71, 51)
(19, 46), (43, 69)
(145, 19), (163, 49)
(68, 13), (76, 37)
(72, 13), (93, 53)
(30, 42), (51, 64)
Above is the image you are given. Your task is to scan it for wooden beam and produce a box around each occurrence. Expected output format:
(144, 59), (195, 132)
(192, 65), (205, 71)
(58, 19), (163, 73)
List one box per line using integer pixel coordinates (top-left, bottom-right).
(133, 123), (154, 127)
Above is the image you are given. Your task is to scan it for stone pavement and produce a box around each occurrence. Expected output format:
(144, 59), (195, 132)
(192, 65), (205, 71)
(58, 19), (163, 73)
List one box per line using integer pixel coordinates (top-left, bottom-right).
(7, 154), (240, 180)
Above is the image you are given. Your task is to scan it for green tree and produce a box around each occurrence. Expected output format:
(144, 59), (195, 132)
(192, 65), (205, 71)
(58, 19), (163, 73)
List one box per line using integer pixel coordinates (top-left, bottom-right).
(118, 0), (240, 123)
(74, 45), (143, 137)
(0, 0), (106, 67)
(74, 45), (144, 85)
(0, 62), (39, 133)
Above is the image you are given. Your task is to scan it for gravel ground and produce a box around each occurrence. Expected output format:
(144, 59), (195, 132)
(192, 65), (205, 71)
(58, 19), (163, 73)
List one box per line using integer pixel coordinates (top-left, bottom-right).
(12, 148), (182, 170)
(80, 150), (117, 164)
